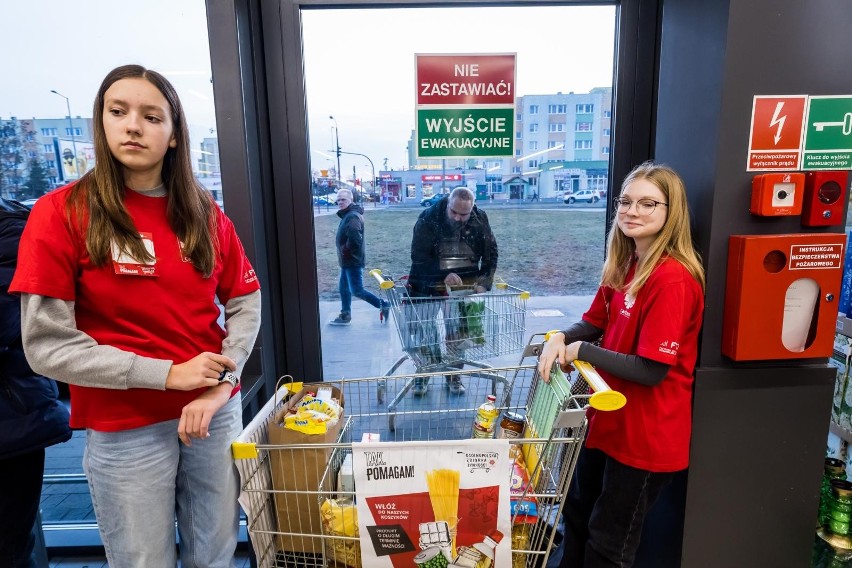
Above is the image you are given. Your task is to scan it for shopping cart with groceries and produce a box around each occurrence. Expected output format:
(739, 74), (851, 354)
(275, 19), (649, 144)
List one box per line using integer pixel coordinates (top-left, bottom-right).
(368, 269), (530, 430)
(232, 333), (627, 568)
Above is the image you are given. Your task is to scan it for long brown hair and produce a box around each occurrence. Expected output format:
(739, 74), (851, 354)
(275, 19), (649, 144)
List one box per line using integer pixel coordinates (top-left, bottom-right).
(68, 64), (217, 277)
(600, 161), (705, 297)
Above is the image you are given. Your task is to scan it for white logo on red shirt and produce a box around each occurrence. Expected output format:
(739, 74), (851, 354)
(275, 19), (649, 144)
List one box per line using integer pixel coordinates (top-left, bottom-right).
(244, 268), (257, 284)
(619, 292), (635, 318)
(659, 339), (678, 356)
(177, 238), (191, 263)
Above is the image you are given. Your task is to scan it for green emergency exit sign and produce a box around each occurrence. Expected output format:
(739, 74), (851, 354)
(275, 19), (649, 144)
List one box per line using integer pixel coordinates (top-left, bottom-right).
(416, 108), (515, 158)
(803, 95), (852, 170)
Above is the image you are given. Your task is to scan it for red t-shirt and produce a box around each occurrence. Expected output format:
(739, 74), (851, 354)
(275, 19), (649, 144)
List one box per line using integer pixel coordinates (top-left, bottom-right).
(581, 257), (704, 472)
(10, 185), (260, 431)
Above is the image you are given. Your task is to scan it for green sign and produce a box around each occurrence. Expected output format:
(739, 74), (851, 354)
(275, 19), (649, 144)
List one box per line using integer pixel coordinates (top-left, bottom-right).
(416, 108), (515, 158)
(803, 95), (852, 170)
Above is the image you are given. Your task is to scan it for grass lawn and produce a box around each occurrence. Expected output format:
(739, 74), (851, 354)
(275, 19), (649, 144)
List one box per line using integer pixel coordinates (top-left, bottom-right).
(314, 206), (608, 300)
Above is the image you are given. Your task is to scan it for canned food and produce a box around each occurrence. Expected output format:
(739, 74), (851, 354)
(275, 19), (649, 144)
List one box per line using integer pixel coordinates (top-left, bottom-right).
(414, 546), (449, 567)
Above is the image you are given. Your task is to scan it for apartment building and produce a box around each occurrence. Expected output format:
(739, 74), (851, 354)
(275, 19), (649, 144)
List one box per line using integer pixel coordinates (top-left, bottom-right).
(405, 87), (612, 200)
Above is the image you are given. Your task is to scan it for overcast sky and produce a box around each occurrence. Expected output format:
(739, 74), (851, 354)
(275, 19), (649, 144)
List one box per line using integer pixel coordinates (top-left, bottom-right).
(1, 2), (615, 178)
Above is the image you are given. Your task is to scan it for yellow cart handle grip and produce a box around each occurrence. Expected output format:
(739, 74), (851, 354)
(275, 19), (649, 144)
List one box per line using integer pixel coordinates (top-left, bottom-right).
(368, 268), (395, 289)
(573, 360), (627, 411)
(543, 330), (627, 411)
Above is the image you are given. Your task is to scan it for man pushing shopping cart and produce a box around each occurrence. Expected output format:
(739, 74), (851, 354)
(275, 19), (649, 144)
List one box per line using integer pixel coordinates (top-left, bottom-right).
(406, 186), (499, 395)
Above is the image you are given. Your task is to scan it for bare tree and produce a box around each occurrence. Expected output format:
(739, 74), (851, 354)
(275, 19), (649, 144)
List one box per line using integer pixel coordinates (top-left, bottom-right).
(0, 120), (25, 199)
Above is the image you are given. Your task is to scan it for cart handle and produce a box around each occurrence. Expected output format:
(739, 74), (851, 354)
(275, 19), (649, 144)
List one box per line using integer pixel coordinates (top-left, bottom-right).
(368, 268), (395, 289)
(370, 269), (531, 298)
(572, 360), (627, 411)
(495, 281), (531, 299)
(544, 330), (627, 411)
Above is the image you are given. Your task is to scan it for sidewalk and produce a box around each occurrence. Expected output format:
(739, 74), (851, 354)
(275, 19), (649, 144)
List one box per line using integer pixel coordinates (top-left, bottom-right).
(318, 294), (593, 379)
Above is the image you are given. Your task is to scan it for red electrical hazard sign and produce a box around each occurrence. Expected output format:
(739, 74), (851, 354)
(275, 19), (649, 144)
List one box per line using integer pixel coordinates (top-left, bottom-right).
(747, 95), (807, 171)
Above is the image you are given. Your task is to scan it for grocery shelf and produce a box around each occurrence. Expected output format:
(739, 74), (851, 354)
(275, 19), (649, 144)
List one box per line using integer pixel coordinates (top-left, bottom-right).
(830, 420), (852, 445)
(837, 315), (852, 338)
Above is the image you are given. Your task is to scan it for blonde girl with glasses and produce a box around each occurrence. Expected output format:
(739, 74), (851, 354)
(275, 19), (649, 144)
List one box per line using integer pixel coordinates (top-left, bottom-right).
(538, 161), (705, 568)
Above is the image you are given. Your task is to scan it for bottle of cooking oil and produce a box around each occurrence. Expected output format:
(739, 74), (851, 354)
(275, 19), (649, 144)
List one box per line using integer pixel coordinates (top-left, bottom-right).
(472, 394), (498, 438)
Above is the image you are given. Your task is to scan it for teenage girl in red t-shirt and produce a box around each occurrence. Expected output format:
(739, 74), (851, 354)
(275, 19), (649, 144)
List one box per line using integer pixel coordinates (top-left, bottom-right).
(11, 65), (261, 567)
(538, 162), (705, 567)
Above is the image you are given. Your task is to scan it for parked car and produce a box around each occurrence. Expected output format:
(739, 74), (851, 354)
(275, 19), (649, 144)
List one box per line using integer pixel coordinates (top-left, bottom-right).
(563, 189), (601, 205)
(420, 194), (444, 207)
(313, 194), (336, 206)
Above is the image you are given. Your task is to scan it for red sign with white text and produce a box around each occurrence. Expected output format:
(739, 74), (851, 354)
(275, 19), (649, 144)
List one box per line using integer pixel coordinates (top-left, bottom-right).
(421, 174), (462, 182)
(747, 95), (808, 171)
(416, 54), (516, 106)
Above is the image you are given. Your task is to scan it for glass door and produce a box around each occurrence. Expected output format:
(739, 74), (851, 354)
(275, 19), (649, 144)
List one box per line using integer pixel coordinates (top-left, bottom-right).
(301, 5), (617, 381)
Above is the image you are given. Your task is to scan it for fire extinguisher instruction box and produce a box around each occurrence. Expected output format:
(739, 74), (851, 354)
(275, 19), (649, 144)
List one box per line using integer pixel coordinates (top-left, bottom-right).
(789, 244), (844, 269)
(723, 233), (846, 361)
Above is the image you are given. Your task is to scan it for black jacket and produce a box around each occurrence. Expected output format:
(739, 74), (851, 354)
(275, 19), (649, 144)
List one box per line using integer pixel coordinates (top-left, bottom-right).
(0, 198), (71, 458)
(335, 203), (367, 268)
(408, 196), (498, 297)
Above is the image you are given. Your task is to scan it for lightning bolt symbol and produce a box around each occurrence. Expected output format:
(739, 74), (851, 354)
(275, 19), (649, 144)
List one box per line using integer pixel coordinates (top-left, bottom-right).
(769, 102), (787, 146)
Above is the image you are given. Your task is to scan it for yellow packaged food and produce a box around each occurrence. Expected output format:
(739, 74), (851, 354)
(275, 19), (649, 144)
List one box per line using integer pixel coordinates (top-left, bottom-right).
(283, 413), (329, 435)
(320, 499), (361, 568)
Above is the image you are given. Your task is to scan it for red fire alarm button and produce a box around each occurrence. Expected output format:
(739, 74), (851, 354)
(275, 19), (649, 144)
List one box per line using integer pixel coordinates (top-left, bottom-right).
(750, 172), (805, 216)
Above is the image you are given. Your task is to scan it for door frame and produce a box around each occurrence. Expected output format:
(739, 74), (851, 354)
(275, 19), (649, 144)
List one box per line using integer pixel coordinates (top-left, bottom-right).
(205, 0), (660, 409)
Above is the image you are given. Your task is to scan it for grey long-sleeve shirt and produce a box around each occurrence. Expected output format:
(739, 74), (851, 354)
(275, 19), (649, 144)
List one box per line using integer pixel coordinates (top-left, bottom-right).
(20, 289), (261, 390)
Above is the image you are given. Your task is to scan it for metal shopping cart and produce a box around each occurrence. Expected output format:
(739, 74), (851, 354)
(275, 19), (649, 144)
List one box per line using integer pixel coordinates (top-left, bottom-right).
(369, 270), (530, 430)
(232, 334), (626, 568)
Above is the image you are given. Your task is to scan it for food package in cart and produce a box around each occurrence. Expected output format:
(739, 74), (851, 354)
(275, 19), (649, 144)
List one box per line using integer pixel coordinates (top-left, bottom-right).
(268, 382), (345, 554)
(283, 390), (342, 434)
(320, 498), (362, 568)
(445, 285), (487, 348)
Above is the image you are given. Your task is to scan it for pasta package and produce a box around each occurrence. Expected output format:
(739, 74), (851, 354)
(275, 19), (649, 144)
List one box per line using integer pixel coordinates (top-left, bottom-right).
(283, 392), (342, 434)
(283, 412), (330, 435)
(320, 499), (361, 568)
(426, 469), (461, 558)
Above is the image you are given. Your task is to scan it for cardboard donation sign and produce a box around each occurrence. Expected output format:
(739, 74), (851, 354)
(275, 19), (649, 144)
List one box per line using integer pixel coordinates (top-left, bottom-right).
(267, 383), (345, 554)
(352, 439), (512, 567)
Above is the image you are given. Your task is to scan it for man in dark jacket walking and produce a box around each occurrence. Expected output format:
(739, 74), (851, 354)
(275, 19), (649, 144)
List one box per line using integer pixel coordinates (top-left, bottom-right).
(0, 197), (72, 567)
(407, 187), (499, 394)
(330, 189), (389, 326)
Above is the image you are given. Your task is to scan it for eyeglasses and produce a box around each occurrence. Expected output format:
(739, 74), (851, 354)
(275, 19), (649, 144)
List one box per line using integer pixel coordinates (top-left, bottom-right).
(614, 198), (668, 216)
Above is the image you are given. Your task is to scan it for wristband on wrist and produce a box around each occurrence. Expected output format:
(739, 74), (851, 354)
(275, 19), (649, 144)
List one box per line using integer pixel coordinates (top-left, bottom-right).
(218, 370), (240, 389)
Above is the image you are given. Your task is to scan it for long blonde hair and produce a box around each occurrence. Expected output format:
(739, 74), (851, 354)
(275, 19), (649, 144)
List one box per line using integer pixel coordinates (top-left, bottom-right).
(67, 64), (218, 277)
(600, 161), (705, 297)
